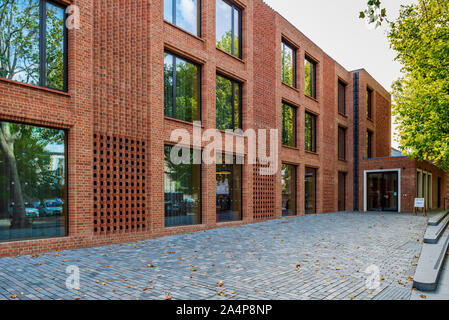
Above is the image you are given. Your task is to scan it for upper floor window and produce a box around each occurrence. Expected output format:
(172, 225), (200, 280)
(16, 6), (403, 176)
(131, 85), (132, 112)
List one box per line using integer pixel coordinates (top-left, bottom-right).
(304, 57), (317, 99)
(305, 112), (317, 153)
(366, 87), (373, 119)
(366, 130), (373, 158)
(338, 80), (346, 115)
(338, 126), (346, 160)
(164, 0), (201, 36)
(0, 0), (67, 91)
(216, 74), (241, 130)
(216, 0), (241, 58)
(282, 103), (296, 147)
(281, 40), (296, 87)
(164, 52), (201, 123)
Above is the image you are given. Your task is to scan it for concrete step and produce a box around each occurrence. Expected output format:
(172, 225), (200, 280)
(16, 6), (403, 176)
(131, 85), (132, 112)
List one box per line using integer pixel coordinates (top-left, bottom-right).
(424, 214), (449, 244)
(413, 230), (449, 291)
(428, 210), (449, 226)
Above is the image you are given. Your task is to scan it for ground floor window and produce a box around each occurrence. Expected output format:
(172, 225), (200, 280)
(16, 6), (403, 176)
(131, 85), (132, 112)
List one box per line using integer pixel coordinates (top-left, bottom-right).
(367, 171), (399, 212)
(164, 145), (201, 227)
(305, 167), (317, 214)
(282, 164), (296, 216)
(216, 155), (242, 222)
(338, 172), (346, 211)
(0, 121), (67, 242)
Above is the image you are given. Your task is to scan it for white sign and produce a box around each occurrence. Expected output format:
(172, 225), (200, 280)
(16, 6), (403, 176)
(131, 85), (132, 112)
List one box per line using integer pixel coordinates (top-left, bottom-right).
(414, 198), (425, 208)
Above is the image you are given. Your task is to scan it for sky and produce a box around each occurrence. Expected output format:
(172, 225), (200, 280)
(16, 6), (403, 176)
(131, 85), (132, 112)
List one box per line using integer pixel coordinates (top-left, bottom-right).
(263, 0), (417, 148)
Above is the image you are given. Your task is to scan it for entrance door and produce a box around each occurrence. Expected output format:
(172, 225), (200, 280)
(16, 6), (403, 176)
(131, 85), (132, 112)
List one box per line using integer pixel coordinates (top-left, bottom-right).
(367, 172), (399, 212)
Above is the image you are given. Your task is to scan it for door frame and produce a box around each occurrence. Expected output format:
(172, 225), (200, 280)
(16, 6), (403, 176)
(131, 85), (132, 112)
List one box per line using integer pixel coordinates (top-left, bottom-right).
(364, 169), (401, 212)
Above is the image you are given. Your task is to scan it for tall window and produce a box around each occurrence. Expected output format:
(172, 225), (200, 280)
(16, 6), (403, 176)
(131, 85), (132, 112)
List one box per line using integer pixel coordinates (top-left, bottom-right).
(338, 126), (346, 160)
(305, 167), (317, 214)
(367, 87), (373, 119)
(216, 154), (242, 222)
(0, 121), (67, 242)
(281, 40), (296, 87)
(338, 172), (346, 211)
(164, 52), (201, 123)
(282, 164), (297, 217)
(164, 0), (201, 36)
(216, 0), (241, 58)
(305, 112), (317, 153)
(216, 74), (241, 130)
(0, 0), (67, 91)
(282, 103), (296, 147)
(338, 80), (346, 115)
(164, 146), (201, 227)
(366, 130), (373, 158)
(304, 57), (317, 98)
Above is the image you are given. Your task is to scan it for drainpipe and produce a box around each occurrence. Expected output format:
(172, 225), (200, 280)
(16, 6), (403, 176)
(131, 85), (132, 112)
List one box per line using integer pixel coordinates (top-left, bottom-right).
(353, 71), (360, 211)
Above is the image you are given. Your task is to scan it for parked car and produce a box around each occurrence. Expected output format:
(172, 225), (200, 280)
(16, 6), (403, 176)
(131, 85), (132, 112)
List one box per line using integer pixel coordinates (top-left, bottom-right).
(25, 203), (40, 218)
(39, 200), (63, 216)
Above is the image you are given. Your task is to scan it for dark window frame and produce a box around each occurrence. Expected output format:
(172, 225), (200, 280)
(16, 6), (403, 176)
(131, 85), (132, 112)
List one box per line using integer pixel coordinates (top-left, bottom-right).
(338, 171), (346, 211)
(216, 73), (243, 130)
(164, 0), (202, 37)
(338, 126), (346, 160)
(281, 39), (297, 88)
(282, 163), (297, 217)
(216, 0), (243, 59)
(164, 50), (202, 123)
(305, 111), (317, 153)
(366, 130), (373, 158)
(367, 87), (373, 120)
(281, 102), (297, 147)
(338, 80), (346, 115)
(305, 167), (317, 214)
(304, 55), (317, 99)
(0, 0), (69, 91)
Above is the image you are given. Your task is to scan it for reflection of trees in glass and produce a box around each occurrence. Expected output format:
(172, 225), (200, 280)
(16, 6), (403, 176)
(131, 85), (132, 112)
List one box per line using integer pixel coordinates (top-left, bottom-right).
(164, 52), (200, 122)
(216, 0), (240, 58)
(304, 59), (315, 97)
(216, 74), (240, 130)
(305, 112), (316, 152)
(164, 146), (199, 196)
(0, 0), (65, 90)
(281, 42), (294, 86)
(282, 104), (295, 147)
(0, 121), (64, 229)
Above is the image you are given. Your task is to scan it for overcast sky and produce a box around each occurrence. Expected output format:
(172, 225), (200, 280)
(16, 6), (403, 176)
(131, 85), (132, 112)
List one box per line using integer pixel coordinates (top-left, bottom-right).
(263, 0), (417, 148)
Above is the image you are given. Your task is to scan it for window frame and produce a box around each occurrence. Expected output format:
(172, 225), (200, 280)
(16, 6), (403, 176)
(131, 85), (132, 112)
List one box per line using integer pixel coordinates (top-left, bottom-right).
(0, 0), (69, 92)
(304, 55), (317, 99)
(164, 50), (202, 123)
(338, 80), (346, 115)
(164, 0), (202, 37)
(338, 171), (346, 211)
(215, 0), (243, 59)
(281, 163), (297, 217)
(216, 73), (243, 131)
(305, 111), (317, 153)
(305, 167), (317, 214)
(366, 130), (373, 158)
(367, 87), (373, 120)
(338, 126), (346, 160)
(281, 39), (297, 88)
(281, 102), (297, 148)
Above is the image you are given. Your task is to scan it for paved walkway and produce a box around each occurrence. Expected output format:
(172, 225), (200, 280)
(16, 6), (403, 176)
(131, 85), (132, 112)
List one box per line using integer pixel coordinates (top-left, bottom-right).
(0, 212), (428, 300)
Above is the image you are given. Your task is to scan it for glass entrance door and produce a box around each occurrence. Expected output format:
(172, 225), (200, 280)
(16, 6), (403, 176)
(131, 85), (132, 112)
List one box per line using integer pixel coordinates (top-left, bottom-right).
(367, 172), (399, 212)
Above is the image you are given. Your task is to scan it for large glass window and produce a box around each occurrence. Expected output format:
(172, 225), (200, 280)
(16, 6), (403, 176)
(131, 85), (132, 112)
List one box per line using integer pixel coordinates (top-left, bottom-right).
(305, 112), (317, 153)
(304, 57), (317, 98)
(216, 154), (242, 222)
(216, 74), (241, 130)
(0, 121), (67, 242)
(281, 41), (296, 87)
(216, 0), (241, 58)
(0, 0), (67, 91)
(367, 88), (373, 119)
(164, 52), (201, 123)
(282, 103), (296, 147)
(338, 126), (346, 160)
(164, 145), (201, 227)
(164, 0), (200, 36)
(338, 172), (346, 211)
(282, 164), (296, 217)
(305, 167), (317, 214)
(338, 80), (346, 115)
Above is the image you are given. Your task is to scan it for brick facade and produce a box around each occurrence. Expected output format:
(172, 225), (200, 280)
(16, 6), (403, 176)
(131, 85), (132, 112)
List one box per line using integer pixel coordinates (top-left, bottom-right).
(0, 0), (446, 257)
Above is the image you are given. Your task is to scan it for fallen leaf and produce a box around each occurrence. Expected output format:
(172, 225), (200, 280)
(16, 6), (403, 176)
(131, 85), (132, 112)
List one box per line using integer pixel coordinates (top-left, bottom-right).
(217, 281), (224, 287)
(165, 296), (172, 300)
(420, 294), (427, 299)
(10, 294), (18, 299)
(146, 264), (153, 268)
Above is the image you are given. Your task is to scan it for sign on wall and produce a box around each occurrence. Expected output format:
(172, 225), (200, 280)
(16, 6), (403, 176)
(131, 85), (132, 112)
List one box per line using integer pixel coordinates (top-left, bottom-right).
(414, 198), (425, 208)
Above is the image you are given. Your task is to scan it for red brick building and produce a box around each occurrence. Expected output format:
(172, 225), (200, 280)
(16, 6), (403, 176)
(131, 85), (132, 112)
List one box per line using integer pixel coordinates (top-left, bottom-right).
(0, 0), (446, 256)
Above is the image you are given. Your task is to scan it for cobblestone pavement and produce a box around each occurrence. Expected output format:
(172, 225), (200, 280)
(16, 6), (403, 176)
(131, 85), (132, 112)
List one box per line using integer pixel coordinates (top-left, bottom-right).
(0, 212), (428, 300)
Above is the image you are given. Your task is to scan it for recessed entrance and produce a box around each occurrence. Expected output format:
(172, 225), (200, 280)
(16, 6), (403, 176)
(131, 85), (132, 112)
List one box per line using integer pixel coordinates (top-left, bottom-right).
(366, 171), (399, 212)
